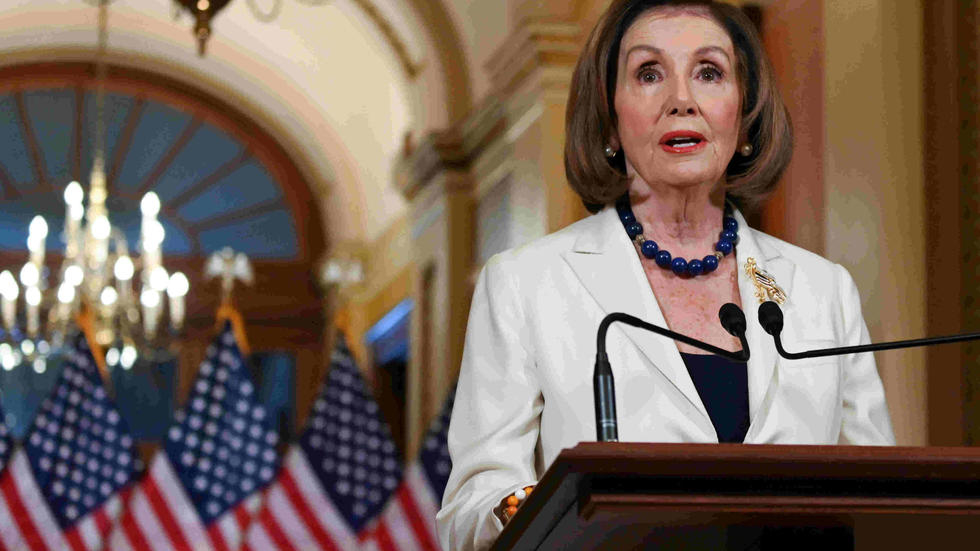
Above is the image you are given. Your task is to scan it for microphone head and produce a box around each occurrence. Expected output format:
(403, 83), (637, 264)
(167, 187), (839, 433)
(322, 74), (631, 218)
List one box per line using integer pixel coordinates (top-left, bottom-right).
(718, 303), (747, 337)
(758, 301), (784, 336)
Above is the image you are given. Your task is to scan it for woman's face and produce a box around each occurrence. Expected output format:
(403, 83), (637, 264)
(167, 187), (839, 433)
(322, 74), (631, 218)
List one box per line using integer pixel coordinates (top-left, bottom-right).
(613, 10), (741, 192)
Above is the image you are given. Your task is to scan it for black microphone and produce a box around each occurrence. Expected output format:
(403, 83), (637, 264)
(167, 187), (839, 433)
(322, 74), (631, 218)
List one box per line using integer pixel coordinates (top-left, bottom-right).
(594, 303), (750, 442)
(757, 300), (980, 359)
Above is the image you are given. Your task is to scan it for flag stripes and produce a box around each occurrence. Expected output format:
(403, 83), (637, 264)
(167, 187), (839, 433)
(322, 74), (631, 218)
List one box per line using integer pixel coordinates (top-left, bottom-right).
(0, 332), (139, 551)
(243, 448), (354, 551)
(0, 451), (64, 551)
(108, 321), (277, 551)
(0, 324), (456, 551)
(372, 464), (441, 551)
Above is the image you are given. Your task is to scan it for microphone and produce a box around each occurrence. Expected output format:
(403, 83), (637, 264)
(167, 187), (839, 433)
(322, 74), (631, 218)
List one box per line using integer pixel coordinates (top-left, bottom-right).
(757, 300), (980, 360)
(594, 303), (750, 442)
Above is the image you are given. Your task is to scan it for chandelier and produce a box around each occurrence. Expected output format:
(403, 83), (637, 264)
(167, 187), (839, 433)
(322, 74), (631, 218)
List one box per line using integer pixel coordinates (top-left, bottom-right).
(172, 0), (234, 55)
(0, 0), (188, 373)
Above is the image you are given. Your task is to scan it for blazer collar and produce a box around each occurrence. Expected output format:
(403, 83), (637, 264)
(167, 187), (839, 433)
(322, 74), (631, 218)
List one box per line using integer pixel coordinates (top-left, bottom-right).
(729, 209), (795, 440)
(562, 206), (712, 436)
(561, 205), (795, 442)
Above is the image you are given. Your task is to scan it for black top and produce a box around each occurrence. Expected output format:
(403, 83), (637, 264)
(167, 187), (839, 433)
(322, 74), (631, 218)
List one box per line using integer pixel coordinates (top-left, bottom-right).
(680, 352), (750, 443)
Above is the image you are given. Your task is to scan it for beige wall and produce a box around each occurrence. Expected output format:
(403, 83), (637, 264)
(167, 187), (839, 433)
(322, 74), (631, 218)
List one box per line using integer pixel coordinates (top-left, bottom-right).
(823, 0), (927, 445)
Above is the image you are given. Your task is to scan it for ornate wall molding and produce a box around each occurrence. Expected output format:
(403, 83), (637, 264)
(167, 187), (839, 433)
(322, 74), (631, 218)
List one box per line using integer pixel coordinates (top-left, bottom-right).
(394, 99), (507, 201)
(349, 0), (422, 79)
(484, 19), (582, 99)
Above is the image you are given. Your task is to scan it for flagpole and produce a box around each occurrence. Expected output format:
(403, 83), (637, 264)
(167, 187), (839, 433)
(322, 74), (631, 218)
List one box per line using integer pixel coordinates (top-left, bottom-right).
(215, 302), (250, 357)
(75, 300), (108, 381)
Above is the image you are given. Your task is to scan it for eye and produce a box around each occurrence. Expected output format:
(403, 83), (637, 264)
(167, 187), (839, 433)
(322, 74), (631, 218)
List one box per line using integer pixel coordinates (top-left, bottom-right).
(637, 65), (662, 84)
(697, 66), (723, 82)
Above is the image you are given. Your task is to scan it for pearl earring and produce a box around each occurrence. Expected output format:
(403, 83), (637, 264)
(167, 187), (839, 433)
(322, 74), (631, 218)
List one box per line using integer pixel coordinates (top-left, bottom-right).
(604, 145), (617, 158)
(739, 143), (753, 156)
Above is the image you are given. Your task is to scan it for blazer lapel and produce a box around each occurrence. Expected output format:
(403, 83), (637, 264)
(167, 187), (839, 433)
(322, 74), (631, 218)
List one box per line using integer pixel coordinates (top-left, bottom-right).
(560, 207), (712, 430)
(731, 209), (796, 441)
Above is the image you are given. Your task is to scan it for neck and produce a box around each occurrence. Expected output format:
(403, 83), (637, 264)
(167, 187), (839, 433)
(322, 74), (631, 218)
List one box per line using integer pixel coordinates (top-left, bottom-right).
(628, 181), (726, 245)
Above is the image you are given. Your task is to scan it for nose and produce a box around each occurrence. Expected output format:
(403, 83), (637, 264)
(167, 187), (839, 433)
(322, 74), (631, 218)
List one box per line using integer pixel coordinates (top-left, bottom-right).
(665, 79), (698, 117)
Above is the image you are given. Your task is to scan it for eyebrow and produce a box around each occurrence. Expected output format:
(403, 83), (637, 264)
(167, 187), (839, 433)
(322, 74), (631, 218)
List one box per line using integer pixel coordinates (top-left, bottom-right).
(624, 44), (731, 63)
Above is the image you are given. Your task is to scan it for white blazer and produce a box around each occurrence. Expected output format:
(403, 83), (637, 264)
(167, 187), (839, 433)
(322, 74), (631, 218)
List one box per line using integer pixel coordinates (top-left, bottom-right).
(436, 206), (895, 551)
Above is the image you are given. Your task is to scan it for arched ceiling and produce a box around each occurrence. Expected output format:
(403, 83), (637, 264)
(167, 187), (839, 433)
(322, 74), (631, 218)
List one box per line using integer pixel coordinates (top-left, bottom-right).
(0, 83), (302, 260)
(0, 0), (452, 245)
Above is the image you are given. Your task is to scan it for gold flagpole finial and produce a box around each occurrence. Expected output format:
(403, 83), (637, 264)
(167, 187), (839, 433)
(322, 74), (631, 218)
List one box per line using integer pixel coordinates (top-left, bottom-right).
(206, 248), (253, 355)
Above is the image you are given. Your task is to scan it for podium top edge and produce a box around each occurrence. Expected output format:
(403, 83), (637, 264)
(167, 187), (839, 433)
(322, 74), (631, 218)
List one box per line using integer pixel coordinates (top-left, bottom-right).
(555, 442), (980, 479)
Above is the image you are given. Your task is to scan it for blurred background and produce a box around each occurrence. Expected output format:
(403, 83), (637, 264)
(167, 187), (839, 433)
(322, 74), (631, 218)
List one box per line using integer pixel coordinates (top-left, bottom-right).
(0, 0), (974, 460)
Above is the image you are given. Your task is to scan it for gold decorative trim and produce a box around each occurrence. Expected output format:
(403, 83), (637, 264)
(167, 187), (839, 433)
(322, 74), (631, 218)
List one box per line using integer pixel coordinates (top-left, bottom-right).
(350, 0), (422, 79)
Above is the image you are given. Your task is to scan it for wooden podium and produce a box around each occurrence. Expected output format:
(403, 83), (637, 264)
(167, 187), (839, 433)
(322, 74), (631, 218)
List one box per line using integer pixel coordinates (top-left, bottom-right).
(490, 443), (980, 550)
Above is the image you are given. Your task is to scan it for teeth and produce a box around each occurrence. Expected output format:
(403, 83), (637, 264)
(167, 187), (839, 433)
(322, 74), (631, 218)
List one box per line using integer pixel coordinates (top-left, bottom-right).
(669, 139), (698, 147)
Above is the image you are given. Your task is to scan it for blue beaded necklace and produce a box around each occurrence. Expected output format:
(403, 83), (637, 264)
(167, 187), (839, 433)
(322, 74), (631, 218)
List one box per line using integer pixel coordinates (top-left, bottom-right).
(615, 195), (739, 277)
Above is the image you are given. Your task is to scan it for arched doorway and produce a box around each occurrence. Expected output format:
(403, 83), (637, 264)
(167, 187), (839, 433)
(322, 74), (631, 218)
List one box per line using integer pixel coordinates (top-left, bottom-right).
(0, 62), (328, 450)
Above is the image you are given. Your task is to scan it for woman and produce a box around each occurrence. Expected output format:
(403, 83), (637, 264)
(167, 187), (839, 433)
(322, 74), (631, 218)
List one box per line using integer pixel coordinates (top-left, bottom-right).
(437, 1), (895, 549)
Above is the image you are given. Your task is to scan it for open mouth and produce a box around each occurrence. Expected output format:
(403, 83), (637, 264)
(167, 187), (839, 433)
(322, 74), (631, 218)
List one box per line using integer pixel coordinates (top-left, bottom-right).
(660, 132), (706, 153)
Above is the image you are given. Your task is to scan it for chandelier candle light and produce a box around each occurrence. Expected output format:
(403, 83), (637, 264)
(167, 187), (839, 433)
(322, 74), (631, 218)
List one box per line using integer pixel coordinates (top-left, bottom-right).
(0, 0), (189, 371)
(0, 181), (191, 369)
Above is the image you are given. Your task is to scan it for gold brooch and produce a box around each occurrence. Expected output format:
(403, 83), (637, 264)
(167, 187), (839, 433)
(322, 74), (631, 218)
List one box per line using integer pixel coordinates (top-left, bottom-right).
(745, 257), (787, 304)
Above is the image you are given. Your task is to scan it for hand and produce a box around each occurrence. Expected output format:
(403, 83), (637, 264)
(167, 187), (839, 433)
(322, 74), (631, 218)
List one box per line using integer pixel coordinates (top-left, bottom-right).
(494, 485), (535, 526)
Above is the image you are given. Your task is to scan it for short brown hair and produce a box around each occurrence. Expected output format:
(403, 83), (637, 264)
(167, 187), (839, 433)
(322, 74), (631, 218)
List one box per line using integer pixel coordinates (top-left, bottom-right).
(564, 0), (792, 212)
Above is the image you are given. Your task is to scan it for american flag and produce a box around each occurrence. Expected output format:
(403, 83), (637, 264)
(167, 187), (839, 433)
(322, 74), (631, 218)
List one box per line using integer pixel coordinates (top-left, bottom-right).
(243, 334), (402, 551)
(108, 321), (279, 551)
(0, 332), (140, 551)
(369, 388), (454, 551)
(0, 398), (12, 475)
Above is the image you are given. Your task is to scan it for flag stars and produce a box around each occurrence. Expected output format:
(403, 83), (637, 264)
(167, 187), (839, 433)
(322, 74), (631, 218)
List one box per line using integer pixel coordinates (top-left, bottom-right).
(163, 327), (281, 524)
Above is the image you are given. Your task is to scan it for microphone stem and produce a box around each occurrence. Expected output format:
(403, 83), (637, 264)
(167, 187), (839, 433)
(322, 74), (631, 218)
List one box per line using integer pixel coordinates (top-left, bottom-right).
(593, 312), (750, 442)
(596, 313), (748, 362)
(773, 331), (980, 359)
(594, 351), (618, 442)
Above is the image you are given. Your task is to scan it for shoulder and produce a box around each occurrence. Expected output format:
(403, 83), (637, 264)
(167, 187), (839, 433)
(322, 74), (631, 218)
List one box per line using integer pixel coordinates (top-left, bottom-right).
(748, 227), (854, 299)
(752, 229), (836, 270)
(484, 211), (605, 276)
